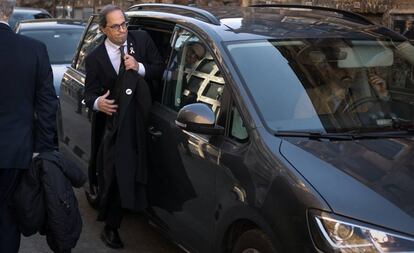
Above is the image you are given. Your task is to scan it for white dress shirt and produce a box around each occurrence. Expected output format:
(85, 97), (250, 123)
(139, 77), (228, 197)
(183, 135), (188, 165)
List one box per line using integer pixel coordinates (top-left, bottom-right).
(94, 38), (146, 111)
(0, 21), (10, 26)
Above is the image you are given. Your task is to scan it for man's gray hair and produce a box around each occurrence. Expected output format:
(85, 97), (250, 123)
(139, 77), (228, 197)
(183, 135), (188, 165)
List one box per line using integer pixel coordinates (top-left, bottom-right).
(99, 4), (126, 28)
(0, 0), (16, 20)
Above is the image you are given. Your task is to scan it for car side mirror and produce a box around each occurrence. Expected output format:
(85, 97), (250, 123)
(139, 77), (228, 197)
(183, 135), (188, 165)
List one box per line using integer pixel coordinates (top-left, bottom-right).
(175, 103), (224, 135)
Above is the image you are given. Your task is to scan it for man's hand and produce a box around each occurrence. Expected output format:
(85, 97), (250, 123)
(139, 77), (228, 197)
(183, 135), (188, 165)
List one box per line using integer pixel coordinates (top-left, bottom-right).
(97, 90), (118, 116)
(124, 53), (139, 71)
(368, 74), (389, 99)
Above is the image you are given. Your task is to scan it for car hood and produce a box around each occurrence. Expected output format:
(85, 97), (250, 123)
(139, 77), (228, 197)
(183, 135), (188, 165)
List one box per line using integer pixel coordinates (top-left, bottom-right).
(280, 137), (414, 236)
(52, 64), (69, 96)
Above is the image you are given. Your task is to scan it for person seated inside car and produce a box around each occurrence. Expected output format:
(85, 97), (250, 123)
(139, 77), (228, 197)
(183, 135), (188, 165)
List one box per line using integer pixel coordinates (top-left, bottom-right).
(180, 41), (207, 105)
(402, 20), (414, 40)
(164, 41), (206, 82)
(298, 42), (391, 116)
(185, 41), (206, 68)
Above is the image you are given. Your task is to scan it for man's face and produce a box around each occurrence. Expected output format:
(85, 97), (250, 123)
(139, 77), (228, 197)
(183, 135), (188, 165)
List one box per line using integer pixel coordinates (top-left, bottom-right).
(185, 43), (205, 65)
(101, 10), (128, 46)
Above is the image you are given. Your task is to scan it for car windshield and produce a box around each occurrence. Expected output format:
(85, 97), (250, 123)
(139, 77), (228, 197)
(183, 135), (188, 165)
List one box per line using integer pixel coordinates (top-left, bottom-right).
(226, 39), (414, 134)
(21, 28), (84, 64)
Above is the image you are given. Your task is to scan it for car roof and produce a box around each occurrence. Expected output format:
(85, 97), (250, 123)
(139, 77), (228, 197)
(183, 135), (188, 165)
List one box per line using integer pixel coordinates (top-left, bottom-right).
(17, 19), (85, 30)
(13, 7), (50, 15)
(127, 4), (401, 42)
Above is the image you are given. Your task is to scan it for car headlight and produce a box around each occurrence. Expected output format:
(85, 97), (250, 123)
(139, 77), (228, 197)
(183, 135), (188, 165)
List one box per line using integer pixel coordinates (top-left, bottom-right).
(309, 210), (414, 253)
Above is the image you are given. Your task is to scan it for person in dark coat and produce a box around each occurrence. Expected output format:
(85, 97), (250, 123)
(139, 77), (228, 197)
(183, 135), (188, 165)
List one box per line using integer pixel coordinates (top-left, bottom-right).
(84, 4), (164, 249)
(0, 1), (57, 252)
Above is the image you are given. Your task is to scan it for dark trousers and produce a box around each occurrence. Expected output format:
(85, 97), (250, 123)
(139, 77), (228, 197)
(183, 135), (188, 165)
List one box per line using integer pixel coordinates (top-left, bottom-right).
(105, 176), (123, 229)
(0, 169), (22, 253)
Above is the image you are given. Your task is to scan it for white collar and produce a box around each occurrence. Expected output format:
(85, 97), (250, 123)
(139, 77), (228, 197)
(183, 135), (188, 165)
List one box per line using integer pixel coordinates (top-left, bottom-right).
(105, 38), (127, 52)
(0, 21), (10, 27)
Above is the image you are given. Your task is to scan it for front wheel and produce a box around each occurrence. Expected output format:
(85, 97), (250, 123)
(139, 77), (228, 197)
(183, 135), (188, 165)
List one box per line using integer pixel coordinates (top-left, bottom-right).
(232, 229), (278, 253)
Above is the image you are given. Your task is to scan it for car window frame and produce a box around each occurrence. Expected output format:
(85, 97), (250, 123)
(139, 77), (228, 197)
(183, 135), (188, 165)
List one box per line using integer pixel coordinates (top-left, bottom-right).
(161, 24), (230, 128)
(71, 14), (99, 72)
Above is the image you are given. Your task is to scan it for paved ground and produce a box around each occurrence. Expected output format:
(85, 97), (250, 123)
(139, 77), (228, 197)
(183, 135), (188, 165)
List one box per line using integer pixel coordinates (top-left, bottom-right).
(19, 188), (185, 253)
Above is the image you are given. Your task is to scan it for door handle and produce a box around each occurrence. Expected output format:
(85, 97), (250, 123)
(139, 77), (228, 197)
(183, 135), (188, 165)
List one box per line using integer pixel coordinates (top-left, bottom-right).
(148, 126), (162, 138)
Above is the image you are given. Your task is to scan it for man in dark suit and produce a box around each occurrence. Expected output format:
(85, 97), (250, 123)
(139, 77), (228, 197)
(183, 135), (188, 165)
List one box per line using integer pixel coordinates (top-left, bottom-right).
(0, 0), (58, 252)
(84, 4), (164, 249)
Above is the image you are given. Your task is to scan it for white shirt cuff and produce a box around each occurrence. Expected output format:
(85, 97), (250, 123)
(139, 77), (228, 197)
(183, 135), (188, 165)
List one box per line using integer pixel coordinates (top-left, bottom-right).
(93, 97), (100, 111)
(138, 63), (146, 77)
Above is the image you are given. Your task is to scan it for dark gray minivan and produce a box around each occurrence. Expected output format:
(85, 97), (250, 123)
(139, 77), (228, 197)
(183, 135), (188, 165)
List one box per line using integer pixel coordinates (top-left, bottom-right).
(59, 4), (414, 253)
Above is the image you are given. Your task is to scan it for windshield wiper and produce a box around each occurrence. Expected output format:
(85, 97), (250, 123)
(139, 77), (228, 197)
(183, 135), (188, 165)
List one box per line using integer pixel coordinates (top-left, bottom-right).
(274, 131), (354, 140)
(274, 130), (414, 140)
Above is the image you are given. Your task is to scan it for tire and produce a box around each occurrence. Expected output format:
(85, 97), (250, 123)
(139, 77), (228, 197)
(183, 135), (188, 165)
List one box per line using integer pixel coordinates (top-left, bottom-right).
(232, 229), (278, 253)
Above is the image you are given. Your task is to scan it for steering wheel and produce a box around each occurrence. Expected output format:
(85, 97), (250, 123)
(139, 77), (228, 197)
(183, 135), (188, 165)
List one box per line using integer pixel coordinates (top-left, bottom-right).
(342, 96), (382, 113)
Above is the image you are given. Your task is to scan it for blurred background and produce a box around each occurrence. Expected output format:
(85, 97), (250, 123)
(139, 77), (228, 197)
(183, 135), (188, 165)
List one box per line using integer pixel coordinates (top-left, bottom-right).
(12, 0), (414, 34)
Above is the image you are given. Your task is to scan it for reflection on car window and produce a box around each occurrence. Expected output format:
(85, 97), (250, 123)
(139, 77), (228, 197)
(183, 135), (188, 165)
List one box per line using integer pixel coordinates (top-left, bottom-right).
(9, 13), (36, 29)
(21, 28), (84, 64)
(230, 105), (248, 142)
(227, 39), (414, 134)
(76, 19), (104, 72)
(164, 28), (225, 118)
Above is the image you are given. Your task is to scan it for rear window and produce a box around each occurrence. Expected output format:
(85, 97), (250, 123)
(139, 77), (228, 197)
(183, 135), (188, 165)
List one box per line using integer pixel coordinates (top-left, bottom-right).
(21, 28), (84, 64)
(9, 11), (51, 29)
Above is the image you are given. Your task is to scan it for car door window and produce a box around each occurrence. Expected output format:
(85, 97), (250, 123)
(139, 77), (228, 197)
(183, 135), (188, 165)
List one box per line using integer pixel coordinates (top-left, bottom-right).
(164, 28), (225, 118)
(230, 105), (249, 142)
(75, 16), (104, 73)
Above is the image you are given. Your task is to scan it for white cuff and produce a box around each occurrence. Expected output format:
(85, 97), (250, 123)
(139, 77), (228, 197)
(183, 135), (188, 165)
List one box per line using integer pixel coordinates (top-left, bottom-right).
(93, 97), (100, 111)
(138, 62), (146, 77)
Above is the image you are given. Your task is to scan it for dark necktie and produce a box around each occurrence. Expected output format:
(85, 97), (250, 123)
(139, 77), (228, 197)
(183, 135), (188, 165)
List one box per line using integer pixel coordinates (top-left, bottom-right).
(119, 45), (125, 75)
(113, 45), (125, 103)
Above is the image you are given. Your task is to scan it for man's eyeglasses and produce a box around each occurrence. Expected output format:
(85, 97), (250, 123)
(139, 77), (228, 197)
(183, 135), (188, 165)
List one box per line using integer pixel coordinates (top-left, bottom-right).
(107, 21), (128, 31)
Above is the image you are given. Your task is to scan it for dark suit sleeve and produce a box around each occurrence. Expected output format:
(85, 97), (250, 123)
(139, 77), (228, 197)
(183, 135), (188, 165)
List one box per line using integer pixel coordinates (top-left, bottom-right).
(142, 32), (165, 81)
(34, 43), (58, 153)
(84, 55), (101, 110)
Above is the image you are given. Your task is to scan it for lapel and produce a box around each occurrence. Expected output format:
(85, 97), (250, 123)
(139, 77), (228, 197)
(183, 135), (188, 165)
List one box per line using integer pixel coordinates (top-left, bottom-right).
(117, 71), (138, 127)
(127, 33), (139, 61)
(95, 41), (117, 80)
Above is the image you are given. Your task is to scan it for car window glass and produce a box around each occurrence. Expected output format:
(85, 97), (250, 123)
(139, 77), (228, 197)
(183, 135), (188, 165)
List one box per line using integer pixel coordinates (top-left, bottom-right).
(33, 13), (51, 19)
(9, 12), (35, 29)
(163, 28), (225, 120)
(227, 39), (414, 134)
(75, 17), (104, 72)
(21, 28), (84, 65)
(230, 105), (248, 142)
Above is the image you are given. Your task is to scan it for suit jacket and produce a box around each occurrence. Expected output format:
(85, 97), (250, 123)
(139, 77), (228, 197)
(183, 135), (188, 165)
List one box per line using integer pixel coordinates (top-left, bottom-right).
(0, 23), (57, 169)
(84, 30), (164, 110)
